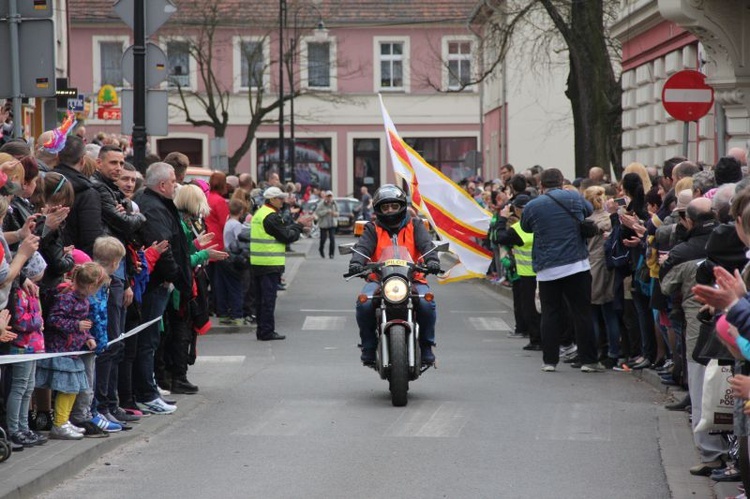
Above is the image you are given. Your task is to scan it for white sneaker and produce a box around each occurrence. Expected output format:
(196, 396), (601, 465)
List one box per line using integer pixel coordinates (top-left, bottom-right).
(137, 398), (176, 415)
(64, 421), (85, 435)
(581, 363), (605, 373)
(51, 423), (84, 440)
(559, 344), (577, 358)
(541, 364), (556, 372)
(158, 386), (172, 397)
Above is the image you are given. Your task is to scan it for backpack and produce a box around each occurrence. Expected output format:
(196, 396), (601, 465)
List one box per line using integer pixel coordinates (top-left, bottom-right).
(604, 223), (631, 270)
(227, 224), (251, 270)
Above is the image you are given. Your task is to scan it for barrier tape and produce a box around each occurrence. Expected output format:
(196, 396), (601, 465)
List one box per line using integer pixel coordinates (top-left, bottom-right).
(0, 316), (162, 366)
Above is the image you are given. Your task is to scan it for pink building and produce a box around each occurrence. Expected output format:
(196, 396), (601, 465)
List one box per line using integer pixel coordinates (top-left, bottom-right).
(68, 0), (482, 196)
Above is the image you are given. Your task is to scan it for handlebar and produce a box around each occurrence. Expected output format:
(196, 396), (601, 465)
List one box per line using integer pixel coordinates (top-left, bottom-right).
(343, 262), (444, 280)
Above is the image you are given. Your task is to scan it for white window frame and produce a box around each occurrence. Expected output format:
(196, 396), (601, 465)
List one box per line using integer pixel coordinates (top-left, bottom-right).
(233, 36), (270, 93)
(151, 133), (210, 167)
(374, 36), (410, 93)
(92, 35), (130, 91)
(300, 36), (337, 91)
(442, 36), (476, 92)
(159, 36), (198, 91)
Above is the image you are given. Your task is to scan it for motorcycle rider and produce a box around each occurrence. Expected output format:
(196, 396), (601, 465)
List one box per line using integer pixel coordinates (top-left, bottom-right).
(348, 184), (440, 364)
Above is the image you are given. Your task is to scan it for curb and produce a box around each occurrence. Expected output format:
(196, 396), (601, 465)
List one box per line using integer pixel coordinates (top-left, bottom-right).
(0, 395), (205, 498)
(0, 237), (315, 494)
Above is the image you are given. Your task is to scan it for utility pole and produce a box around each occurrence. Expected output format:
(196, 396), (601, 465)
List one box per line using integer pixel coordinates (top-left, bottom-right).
(278, 0), (287, 182)
(132, 0), (147, 172)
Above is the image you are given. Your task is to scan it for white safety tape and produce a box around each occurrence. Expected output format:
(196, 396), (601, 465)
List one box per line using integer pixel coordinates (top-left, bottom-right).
(0, 316), (162, 366)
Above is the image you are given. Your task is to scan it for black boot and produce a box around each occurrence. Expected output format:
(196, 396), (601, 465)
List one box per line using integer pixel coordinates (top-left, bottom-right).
(170, 375), (199, 395)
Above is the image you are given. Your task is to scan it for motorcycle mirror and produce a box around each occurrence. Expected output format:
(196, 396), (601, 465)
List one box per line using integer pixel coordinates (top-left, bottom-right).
(338, 244), (354, 255)
(339, 244), (371, 261)
(421, 241), (450, 260)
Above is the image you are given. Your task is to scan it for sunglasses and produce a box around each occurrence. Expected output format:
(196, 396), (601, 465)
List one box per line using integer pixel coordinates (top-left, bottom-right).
(380, 202), (402, 213)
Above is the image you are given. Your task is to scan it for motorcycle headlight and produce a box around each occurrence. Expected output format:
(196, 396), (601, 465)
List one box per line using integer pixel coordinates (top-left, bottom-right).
(382, 277), (409, 304)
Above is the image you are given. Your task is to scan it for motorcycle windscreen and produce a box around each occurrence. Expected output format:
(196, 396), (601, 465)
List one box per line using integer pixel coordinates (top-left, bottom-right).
(378, 245), (414, 266)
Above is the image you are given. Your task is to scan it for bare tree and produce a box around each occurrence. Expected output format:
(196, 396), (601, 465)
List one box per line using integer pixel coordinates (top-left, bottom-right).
(439, 0), (622, 178)
(167, 0), (304, 174)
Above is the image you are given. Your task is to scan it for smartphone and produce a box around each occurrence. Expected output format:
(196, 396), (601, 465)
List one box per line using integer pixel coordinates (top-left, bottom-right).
(33, 215), (46, 237)
(614, 197), (627, 206)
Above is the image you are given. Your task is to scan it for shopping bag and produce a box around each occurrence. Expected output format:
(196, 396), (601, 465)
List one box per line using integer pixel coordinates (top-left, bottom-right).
(695, 359), (734, 432)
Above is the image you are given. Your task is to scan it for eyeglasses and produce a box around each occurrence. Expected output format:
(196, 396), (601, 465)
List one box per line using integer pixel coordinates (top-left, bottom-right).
(380, 202), (402, 214)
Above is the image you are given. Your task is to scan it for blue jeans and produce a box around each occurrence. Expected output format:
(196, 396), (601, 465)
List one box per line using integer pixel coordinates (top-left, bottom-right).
(6, 359), (36, 434)
(592, 302), (621, 359)
(355, 282), (436, 351)
(134, 285), (170, 403)
(95, 276), (126, 414)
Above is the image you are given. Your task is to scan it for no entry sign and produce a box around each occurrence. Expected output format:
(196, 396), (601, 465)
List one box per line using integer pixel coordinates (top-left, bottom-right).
(662, 70), (714, 122)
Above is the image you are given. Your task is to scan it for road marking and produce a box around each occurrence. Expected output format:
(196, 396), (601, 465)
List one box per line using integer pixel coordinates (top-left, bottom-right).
(236, 400), (344, 436)
(302, 316), (347, 330)
(467, 317), (511, 331)
(194, 355), (246, 364)
(300, 309), (355, 313)
(384, 401), (468, 438)
(449, 310), (507, 314)
(535, 403), (612, 442)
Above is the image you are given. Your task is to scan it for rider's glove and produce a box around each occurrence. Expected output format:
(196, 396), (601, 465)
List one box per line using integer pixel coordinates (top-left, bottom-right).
(426, 260), (441, 274)
(349, 262), (365, 275)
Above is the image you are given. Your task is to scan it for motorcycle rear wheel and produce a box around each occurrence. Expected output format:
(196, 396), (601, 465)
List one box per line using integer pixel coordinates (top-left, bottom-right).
(388, 325), (409, 407)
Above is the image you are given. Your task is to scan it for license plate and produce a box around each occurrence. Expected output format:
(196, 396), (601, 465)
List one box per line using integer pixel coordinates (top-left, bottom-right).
(338, 217), (349, 225)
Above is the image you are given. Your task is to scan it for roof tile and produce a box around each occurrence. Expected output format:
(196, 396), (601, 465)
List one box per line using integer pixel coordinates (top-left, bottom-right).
(69, 0), (479, 27)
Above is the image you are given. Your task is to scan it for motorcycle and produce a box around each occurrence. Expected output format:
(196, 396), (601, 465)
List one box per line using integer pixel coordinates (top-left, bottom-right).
(341, 239), (448, 407)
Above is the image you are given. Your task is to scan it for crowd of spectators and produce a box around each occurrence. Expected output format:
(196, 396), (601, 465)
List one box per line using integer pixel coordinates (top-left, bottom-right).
(485, 149), (750, 495)
(0, 122), (270, 458)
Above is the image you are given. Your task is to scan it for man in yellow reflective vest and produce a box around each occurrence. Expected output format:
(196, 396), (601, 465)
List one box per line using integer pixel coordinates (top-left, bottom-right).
(250, 186), (313, 341)
(494, 194), (541, 351)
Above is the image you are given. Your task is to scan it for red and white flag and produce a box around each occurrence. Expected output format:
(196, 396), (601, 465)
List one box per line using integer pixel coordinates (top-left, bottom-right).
(379, 95), (493, 282)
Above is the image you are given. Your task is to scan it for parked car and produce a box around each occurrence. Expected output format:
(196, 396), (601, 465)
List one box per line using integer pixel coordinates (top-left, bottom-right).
(303, 197), (361, 234)
(334, 197), (362, 233)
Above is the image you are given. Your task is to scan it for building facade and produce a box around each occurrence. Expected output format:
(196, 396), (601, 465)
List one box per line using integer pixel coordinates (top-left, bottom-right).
(67, 0), (483, 196)
(613, 0), (750, 168)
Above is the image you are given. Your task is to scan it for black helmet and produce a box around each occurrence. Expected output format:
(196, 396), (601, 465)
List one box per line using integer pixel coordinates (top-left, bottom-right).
(373, 184), (408, 228)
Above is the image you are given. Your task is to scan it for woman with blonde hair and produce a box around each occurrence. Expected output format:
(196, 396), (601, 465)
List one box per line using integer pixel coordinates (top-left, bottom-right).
(163, 183), (225, 394)
(584, 185), (620, 368)
(623, 162), (652, 192)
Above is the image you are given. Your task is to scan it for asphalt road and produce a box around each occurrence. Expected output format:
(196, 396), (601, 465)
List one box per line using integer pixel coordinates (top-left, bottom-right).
(42, 236), (671, 499)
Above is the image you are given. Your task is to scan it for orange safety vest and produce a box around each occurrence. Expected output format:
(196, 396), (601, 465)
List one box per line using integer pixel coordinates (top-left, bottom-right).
(372, 220), (426, 283)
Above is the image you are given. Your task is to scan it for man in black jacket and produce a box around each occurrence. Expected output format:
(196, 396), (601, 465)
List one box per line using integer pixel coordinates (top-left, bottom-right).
(131, 162), (191, 415)
(56, 135), (103, 257)
(91, 145), (147, 424)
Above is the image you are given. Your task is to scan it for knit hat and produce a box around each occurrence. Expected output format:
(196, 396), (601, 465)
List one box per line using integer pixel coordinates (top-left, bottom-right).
(676, 189), (692, 212)
(23, 251), (47, 281)
(71, 249), (92, 265)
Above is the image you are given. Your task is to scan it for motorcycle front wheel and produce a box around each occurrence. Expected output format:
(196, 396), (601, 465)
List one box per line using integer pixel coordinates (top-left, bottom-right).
(388, 325), (409, 407)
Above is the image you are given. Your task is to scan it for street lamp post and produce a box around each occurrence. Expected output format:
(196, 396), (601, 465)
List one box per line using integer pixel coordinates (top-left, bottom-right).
(278, 0), (287, 183)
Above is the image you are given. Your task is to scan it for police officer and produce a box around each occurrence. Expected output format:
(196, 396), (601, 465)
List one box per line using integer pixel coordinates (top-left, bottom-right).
(250, 186), (313, 341)
(347, 184), (440, 364)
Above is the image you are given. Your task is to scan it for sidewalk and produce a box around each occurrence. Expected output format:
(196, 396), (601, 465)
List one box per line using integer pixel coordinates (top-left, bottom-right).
(0, 238), (318, 498)
(472, 271), (729, 498)
(0, 395), (204, 499)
